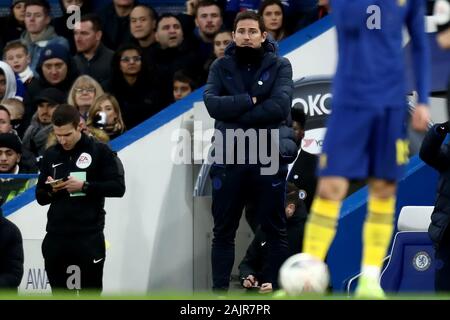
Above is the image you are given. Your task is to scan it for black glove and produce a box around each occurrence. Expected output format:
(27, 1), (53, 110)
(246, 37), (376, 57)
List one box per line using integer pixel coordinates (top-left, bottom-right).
(436, 121), (450, 135)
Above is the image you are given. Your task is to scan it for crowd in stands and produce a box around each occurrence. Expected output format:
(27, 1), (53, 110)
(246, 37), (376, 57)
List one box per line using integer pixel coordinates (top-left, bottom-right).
(0, 0), (327, 180)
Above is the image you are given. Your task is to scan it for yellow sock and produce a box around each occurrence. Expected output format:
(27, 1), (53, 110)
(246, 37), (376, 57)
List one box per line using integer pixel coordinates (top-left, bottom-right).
(362, 196), (396, 269)
(302, 197), (341, 261)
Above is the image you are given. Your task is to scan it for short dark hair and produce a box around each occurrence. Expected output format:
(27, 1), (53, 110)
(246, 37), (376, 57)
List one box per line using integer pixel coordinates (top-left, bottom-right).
(24, 0), (51, 16)
(233, 10), (265, 33)
(173, 70), (197, 90)
(80, 13), (103, 32)
(195, 0), (223, 18)
(291, 107), (306, 129)
(156, 13), (181, 30)
(133, 4), (158, 21)
(52, 104), (80, 128)
(0, 105), (11, 118)
(3, 40), (29, 58)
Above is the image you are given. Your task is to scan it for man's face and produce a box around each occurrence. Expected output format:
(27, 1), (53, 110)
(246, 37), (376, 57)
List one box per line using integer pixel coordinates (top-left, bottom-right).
(53, 123), (82, 151)
(0, 74), (6, 100)
(233, 19), (267, 48)
(74, 21), (101, 54)
(37, 102), (57, 124)
(195, 5), (223, 38)
(130, 7), (155, 40)
(5, 47), (30, 73)
(0, 147), (20, 173)
(156, 17), (183, 49)
(42, 58), (68, 85)
(292, 120), (305, 144)
(0, 110), (12, 133)
(24, 5), (50, 35)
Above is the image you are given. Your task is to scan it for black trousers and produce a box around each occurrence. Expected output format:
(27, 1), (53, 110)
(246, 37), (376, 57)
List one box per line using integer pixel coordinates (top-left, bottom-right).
(42, 231), (105, 294)
(435, 225), (450, 292)
(210, 163), (289, 291)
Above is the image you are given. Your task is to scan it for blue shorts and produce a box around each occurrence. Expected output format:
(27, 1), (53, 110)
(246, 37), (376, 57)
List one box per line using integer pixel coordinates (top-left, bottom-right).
(319, 105), (408, 181)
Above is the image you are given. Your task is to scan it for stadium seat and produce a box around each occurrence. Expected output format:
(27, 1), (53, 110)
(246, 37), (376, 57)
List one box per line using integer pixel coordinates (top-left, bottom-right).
(344, 206), (435, 295)
(379, 206), (435, 293)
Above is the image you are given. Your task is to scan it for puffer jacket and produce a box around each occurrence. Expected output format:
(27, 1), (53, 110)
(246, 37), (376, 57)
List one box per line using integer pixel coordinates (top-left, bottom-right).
(419, 124), (450, 245)
(203, 38), (297, 165)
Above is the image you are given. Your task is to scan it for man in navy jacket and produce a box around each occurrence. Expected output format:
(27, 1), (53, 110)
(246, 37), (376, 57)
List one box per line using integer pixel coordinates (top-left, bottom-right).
(203, 10), (296, 292)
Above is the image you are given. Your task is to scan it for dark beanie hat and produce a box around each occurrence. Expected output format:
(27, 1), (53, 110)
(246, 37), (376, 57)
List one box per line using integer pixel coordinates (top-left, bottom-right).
(38, 43), (71, 67)
(0, 133), (22, 154)
(11, 0), (26, 8)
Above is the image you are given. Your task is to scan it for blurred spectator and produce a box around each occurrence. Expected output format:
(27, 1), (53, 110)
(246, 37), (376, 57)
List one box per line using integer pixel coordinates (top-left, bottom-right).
(0, 133), (37, 205)
(130, 4), (158, 60)
(2, 99), (26, 137)
(288, 107), (318, 213)
(0, 0), (26, 54)
(3, 41), (35, 87)
(98, 0), (135, 50)
(87, 93), (125, 140)
(192, 0), (224, 68)
(150, 14), (198, 93)
(259, 0), (287, 42)
(67, 75), (104, 120)
(107, 44), (170, 130)
(20, 0), (69, 73)
(73, 14), (114, 85)
(0, 105), (13, 134)
(0, 61), (19, 102)
(223, 0), (259, 29)
(52, 0), (93, 54)
(173, 70), (197, 101)
(27, 43), (79, 100)
(22, 87), (65, 164)
(318, 0), (330, 19)
(238, 182), (305, 294)
(283, 0), (319, 34)
(203, 30), (232, 78)
(0, 212), (24, 291)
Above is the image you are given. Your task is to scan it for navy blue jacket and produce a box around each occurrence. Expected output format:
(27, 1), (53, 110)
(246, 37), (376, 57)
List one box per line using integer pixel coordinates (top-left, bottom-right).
(0, 214), (24, 289)
(203, 39), (297, 165)
(419, 125), (450, 245)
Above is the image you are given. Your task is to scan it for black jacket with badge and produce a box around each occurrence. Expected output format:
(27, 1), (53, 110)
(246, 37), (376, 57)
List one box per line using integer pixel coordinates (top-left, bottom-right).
(419, 124), (450, 245)
(36, 134), (125, 235)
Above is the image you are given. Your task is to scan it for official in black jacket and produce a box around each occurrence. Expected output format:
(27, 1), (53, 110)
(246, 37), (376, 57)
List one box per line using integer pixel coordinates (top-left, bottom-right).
(35, 104), (125, 294)
(0, 212), (24, 291)
(419, 121), (450, 292)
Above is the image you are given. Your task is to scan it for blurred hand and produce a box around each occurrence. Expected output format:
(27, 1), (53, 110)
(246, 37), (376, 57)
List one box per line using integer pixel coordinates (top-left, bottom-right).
(242, 275), (258, 288)
(411, 104), (430, 132)
(259, 283), (273, 294)
(61, 176), (84, 194)
(186, 0), (198, 15)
